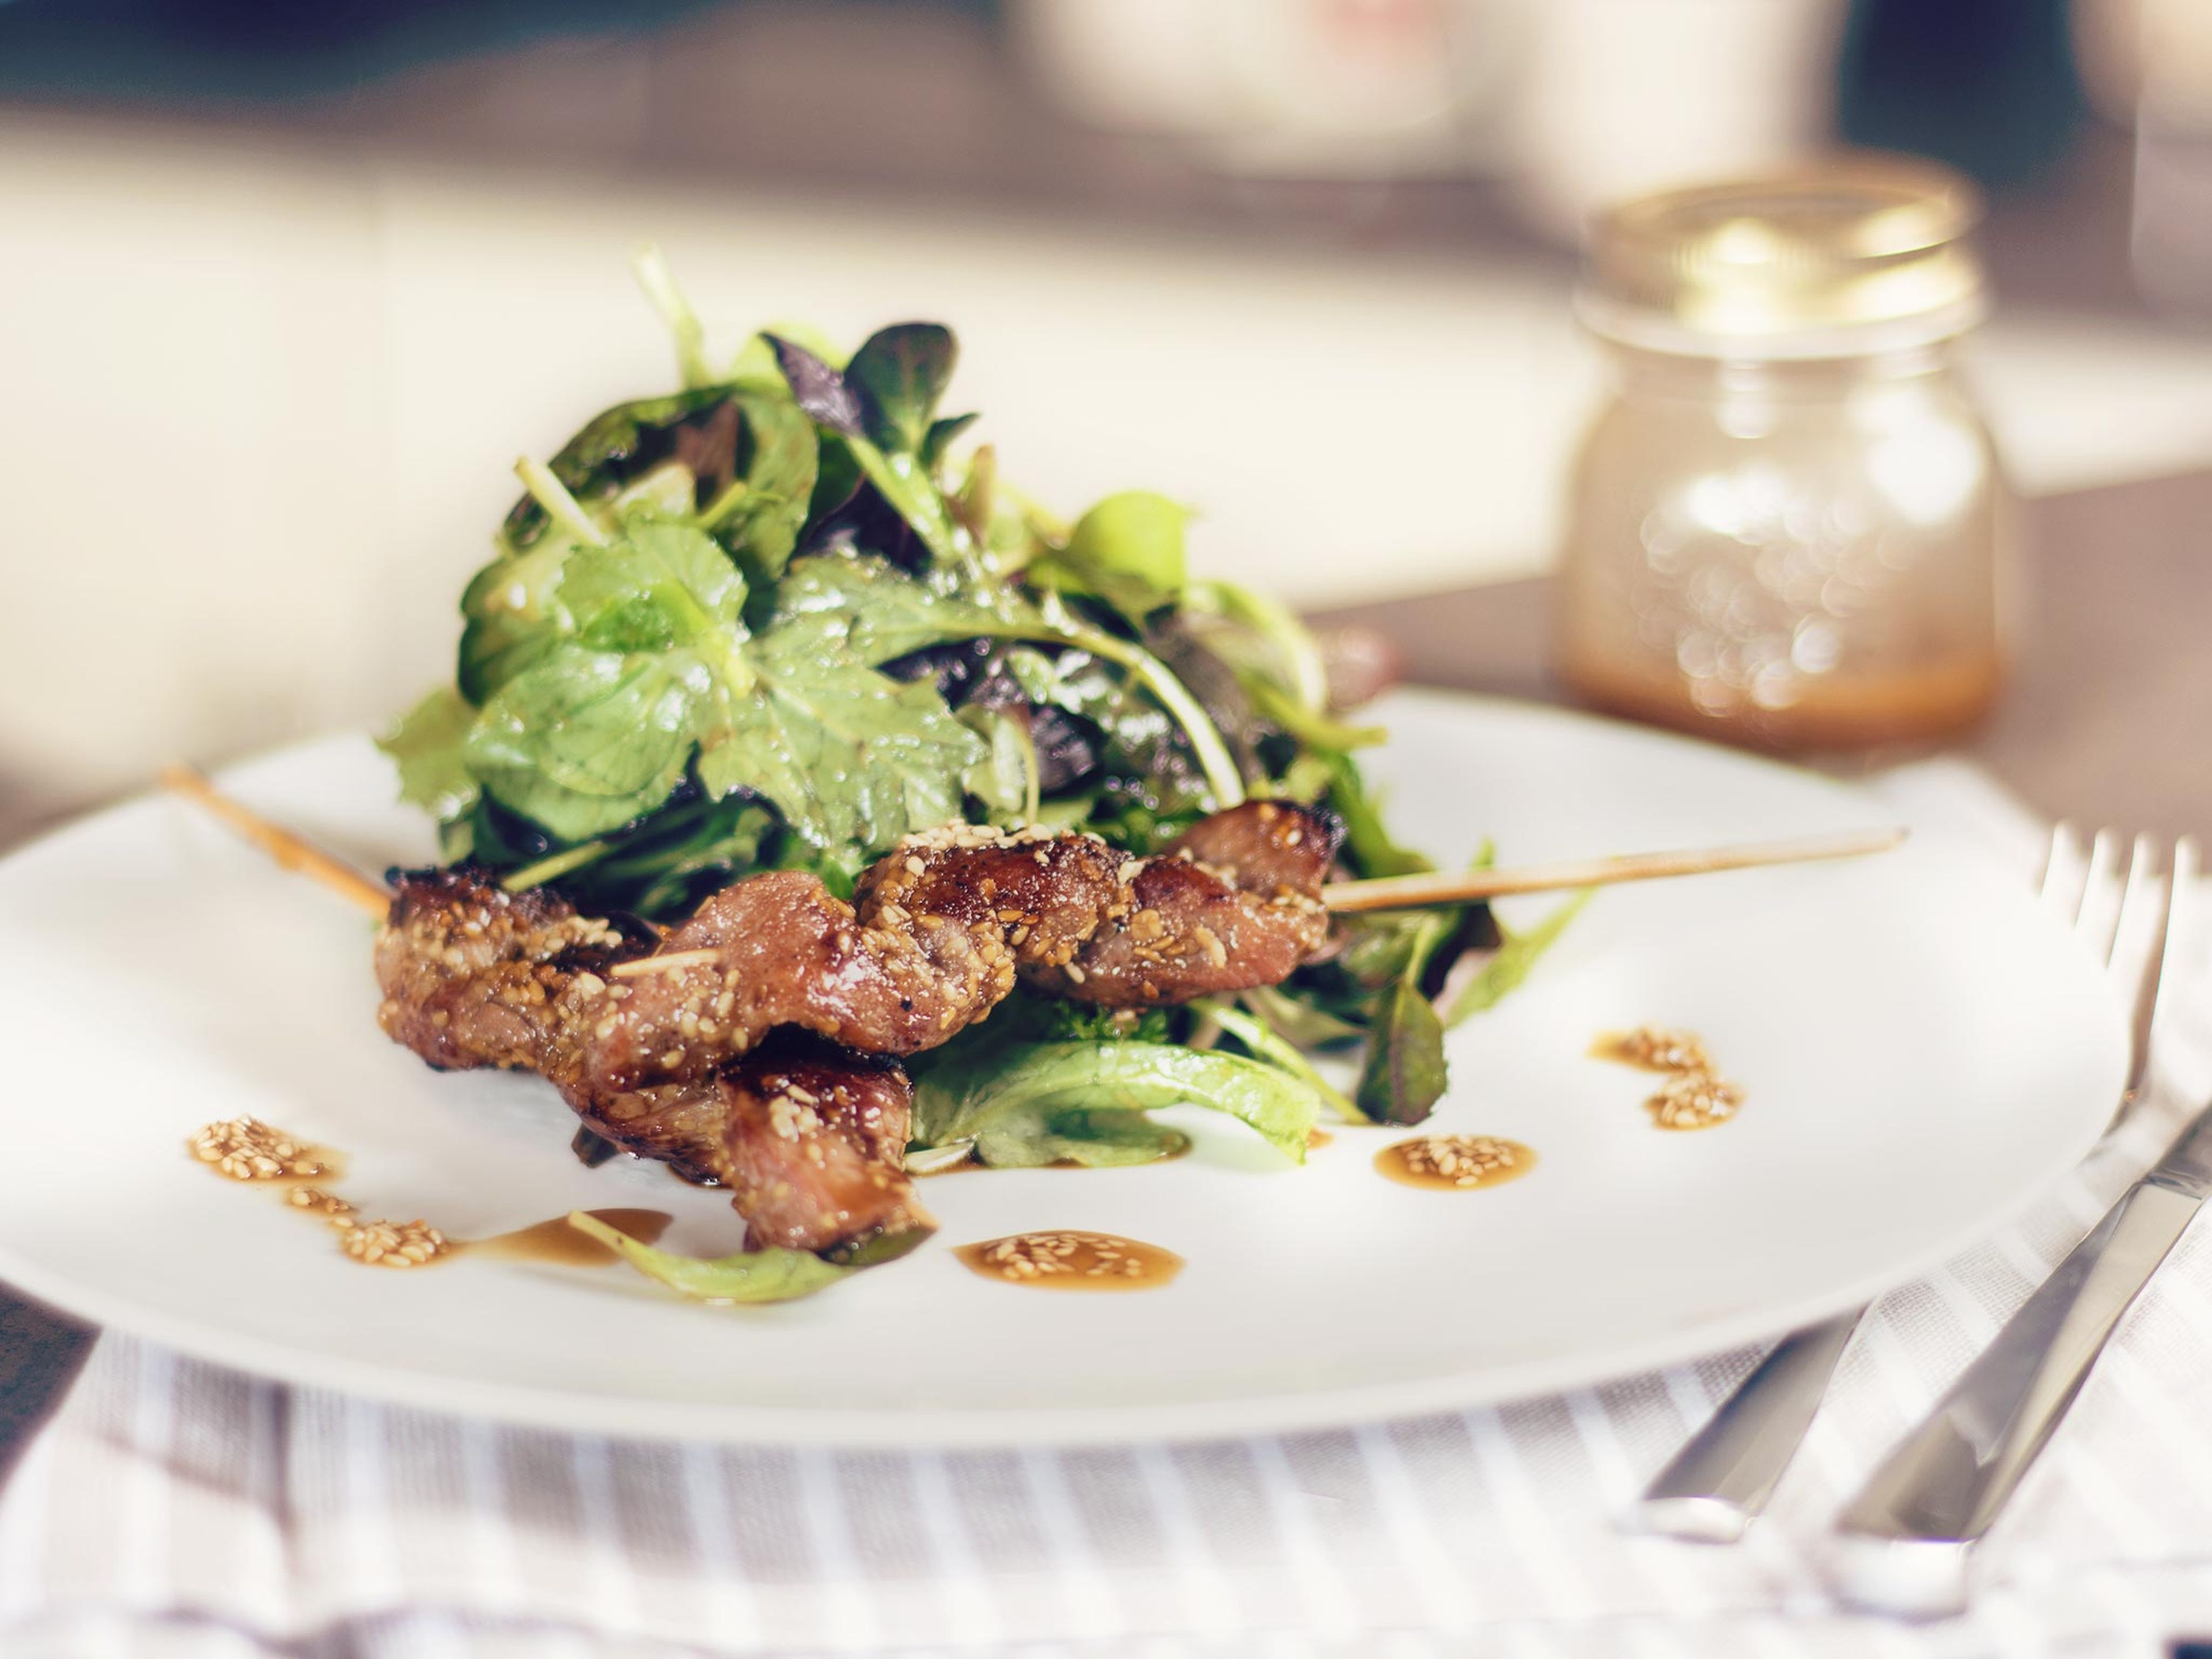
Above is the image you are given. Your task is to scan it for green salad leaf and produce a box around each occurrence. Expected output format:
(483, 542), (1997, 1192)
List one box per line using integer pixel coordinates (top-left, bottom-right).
(381, 685), (480, 823)
(768, 333), (967, 567)
(707, 387), (820, 586)
(1323, 750), (1432, 880)
(465, 649), (700, 841)
(1354, 909), (1455, 1125)
(699, 630), (987, 863)
(567, 1212), (853, 1302)
(846, 323), (956, 456)
(1444, 889), (1593, 1026)
(1198, 998), (1360, 1123)
(910, 1039), (1317, 1168)
(766, 552), (1035, 665)
(560, 514), (749, 661)
(1032, 490), (1190, 623)
(458, 528), (581, 705)
(500, 385), (730, 550)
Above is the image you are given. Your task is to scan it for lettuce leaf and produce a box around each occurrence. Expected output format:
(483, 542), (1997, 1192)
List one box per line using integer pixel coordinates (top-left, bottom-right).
(566, 1212), (852, 1303)
(765, 552), (1039, 666)
(1354, 908), (1455, 1125)
(698, 646), (986, 859)
(1030, 490), (1190, 623)
(380, 685), (480, 823)
(910, 1039), (1317, 1169)
(845, 323), (956, 456)
(465, 648), (700, 840)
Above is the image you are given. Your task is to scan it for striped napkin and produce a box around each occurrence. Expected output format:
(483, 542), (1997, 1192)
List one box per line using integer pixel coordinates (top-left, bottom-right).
(8, 760), (2212, 1659)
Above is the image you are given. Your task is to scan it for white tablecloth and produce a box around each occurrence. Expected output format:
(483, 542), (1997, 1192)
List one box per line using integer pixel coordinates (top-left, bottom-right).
(5, 760), (2212, 1659)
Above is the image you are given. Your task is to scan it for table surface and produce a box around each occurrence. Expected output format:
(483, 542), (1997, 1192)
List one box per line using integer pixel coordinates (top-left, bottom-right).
(0, 464), (2205, 1480)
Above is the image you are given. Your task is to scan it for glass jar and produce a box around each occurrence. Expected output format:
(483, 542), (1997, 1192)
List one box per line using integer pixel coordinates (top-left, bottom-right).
(1556, 158), (2016, 750)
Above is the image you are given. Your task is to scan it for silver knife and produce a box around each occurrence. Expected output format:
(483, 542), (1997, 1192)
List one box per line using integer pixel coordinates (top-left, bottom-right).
(1829, 1097), (2212, 1616)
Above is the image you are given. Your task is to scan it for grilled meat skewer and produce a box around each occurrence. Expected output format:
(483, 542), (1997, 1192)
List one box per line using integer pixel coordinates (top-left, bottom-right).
(593, 801), (1337, 1092)
(374, 802), (1340, 1257)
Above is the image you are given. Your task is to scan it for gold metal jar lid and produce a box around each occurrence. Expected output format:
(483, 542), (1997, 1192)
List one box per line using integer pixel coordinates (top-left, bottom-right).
(1575, 154), (1987, 358)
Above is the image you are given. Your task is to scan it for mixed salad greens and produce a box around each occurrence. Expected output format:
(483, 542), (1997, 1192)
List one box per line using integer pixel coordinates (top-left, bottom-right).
(381, 248), (1583, 1183)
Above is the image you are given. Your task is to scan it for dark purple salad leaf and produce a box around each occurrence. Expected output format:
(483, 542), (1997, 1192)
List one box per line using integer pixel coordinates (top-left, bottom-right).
(846, 323), (956, 456)
(766, 334), (863, 437)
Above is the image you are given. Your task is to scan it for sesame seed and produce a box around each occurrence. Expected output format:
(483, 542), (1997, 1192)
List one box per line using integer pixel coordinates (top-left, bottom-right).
(1618, 1025), (1713, 1073)
(1646, 1070), (1744, 1130)
(1397, 1134), (1523, 1185)
(190, 1117), (328, 1182)
(341, 1218), (449, 1268)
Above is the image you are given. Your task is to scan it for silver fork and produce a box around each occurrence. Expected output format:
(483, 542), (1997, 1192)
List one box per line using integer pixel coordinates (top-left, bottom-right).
(1831, 833), (2202, 1615)
(1629, 825), (2180, 1544)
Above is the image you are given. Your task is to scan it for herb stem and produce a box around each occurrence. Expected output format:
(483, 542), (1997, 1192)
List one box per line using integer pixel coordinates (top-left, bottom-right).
(1014, 717), (1041, 823)
(502, 840), (612, 893)
(1037, 592), (1245, 810)
(1248, 680), (1384, 752)
(632, 243), (714, 390)
(514, 457), (608, 548)
(698, 478), (752, 528)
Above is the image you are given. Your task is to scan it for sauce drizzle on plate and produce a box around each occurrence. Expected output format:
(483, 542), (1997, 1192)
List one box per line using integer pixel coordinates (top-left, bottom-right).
(956, 1230), (1182, 1290)
(189, 1117), (678, 1268)
(1374, 1135), (1536, 1190)
(1590, 1025), (1745, 1130)
(475, 1209), (675, 1266)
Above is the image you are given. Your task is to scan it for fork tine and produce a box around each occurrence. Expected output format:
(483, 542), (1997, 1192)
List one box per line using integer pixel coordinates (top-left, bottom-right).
(2111, 835), (2160, 969)
(2103, 835), (2176, 1122)
(2138, 837), (2203, 1099)
(2078, 828), (2126, 959)
(2040, 822), (2086, 915)
(2105, 844), (2158, 1106)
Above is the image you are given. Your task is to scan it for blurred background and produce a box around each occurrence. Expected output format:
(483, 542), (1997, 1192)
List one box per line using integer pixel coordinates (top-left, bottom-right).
(2, 0), (2210, 836)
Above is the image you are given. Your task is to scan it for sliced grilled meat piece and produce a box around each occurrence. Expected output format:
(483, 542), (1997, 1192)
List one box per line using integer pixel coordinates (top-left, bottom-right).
(591, 808), (1336, 1088)
(374, 865), (652, 1078)
(554, 1073), (731, 1190)
(717, 1037), (933, 1260)
(1025, 801), (1340, 1007)
(376, 868), (932, 1256)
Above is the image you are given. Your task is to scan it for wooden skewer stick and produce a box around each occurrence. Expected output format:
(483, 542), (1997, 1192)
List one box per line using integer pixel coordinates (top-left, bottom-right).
(160, 766), (392, 919)
(1319, 826), (1907, 914)
(160, 761), (1906, 930)
(609, 948), (719, 979)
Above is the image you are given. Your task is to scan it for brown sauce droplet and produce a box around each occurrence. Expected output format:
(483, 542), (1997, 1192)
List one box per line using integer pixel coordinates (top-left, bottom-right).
(1591, 1026), (1745, 1130)
(1375, 1134), (1536, 1190)
(1591, 1027), (1713, 1073)
(1306, 1128), (1335, 1150)
(911, 1162), (978, 1179)
(188, 1116), (343, 1184)
(955, 1230), (1183, 1290)
(1644, 1073), (1744, 1131)
(472, 1208), (675, 1266)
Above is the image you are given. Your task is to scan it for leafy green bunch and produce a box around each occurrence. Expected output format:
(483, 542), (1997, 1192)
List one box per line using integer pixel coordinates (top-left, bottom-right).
(381, 249), (1582, 1176)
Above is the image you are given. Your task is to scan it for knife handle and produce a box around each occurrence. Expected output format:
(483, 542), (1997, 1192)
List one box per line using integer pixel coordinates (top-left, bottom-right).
(1631, 1310), (1861, 1542)
(1829, 1178), (2199, 1617)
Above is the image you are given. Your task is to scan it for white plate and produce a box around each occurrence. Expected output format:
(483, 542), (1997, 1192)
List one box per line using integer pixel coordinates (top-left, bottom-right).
(0, 692), (2122, 1446)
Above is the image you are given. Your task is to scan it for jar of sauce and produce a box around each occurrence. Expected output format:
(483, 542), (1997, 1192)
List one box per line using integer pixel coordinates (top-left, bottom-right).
(1556, 157), (2014, 750)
